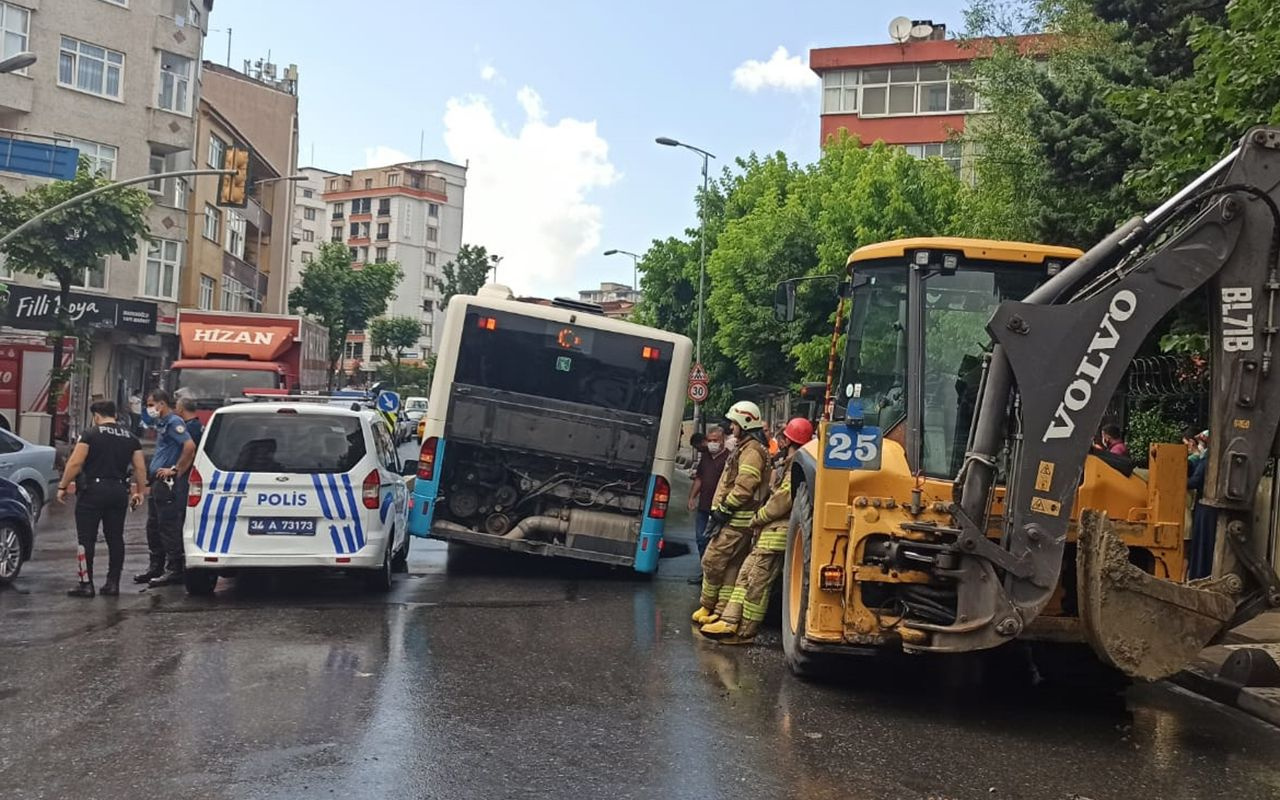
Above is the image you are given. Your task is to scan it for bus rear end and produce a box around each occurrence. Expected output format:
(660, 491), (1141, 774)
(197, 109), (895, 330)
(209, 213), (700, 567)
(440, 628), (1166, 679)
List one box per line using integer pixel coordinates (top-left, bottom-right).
(409, 292), (691, 573)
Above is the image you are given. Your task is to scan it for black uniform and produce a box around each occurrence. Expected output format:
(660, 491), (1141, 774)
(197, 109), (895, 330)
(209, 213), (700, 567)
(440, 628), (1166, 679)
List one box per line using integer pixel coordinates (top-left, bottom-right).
(75, 423), (141, 583)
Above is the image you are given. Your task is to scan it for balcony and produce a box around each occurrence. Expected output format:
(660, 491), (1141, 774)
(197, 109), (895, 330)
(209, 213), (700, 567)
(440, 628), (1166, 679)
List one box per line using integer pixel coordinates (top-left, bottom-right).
(146, 108), (193, 152)
(0, 75), (33, 118)
(242, 195), (273, 238)
(377, 205), (391, 217)
(332, 211), (345, 220)
(154, 13), (202, 59)
(0, 134), (76, 180)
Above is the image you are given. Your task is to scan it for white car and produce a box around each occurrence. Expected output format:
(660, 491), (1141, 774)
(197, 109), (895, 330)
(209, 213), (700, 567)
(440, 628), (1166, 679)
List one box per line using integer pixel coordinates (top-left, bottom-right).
(181, 400), (414, 595)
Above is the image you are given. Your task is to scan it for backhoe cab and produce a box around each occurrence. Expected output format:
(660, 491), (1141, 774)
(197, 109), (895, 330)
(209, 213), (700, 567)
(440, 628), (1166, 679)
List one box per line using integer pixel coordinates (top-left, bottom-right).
(783, 127), (1280, 680)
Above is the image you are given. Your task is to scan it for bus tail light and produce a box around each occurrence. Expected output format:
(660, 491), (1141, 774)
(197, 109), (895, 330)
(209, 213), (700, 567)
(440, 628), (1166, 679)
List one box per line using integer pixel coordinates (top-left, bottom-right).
(362, 470), (381, 509)
(641, 346), (661, 360)
(477, 316), (498, 331)
(648, 475), (670, 519)
(418, 437), (439, 481)
(188, 467), (203, 508)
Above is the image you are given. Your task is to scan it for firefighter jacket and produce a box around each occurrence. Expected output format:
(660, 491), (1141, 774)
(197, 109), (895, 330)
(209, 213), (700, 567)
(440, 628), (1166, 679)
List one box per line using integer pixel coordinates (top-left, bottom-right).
(750, 453), (794, 552)
(712, 436), (771, 529)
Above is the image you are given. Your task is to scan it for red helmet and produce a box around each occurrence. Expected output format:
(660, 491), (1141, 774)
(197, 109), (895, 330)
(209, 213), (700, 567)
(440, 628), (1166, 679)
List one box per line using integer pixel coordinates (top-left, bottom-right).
(782, 417), (814, 446)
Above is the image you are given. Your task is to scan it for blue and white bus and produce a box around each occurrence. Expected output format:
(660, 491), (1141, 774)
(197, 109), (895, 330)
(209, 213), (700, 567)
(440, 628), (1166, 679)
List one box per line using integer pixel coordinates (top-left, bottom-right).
(408, 285), (692, 573)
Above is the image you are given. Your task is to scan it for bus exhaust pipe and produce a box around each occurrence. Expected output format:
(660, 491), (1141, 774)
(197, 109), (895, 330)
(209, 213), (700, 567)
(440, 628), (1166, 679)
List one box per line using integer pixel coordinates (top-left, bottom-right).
(502, 513), (571, 541)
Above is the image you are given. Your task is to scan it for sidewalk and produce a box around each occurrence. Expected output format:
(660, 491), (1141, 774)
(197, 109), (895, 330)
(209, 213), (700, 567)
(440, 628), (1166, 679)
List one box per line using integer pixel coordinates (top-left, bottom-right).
(1174, 610), (1280, 727)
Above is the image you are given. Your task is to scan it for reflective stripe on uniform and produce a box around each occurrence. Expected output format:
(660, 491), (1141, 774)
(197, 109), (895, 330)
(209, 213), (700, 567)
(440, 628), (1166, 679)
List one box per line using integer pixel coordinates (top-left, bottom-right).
(742, 597), (769, 621)
(758, 531), (788, 551)
(738, 463), (761, 479)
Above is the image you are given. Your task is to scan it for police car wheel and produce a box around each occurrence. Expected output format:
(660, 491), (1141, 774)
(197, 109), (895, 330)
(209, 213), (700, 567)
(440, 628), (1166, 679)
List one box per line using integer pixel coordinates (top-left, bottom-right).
(184, 569), (217, 596)
(365, 540), (393, 592)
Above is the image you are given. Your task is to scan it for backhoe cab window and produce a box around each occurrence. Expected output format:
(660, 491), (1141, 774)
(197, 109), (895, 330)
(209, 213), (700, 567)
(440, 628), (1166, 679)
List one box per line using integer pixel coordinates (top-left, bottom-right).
(841, 263), (1042, 478)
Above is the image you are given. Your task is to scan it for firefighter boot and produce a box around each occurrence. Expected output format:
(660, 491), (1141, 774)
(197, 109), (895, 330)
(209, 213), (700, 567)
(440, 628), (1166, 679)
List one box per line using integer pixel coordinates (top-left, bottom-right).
(691, 606), (719, 625)
(700, 620), (738, 638)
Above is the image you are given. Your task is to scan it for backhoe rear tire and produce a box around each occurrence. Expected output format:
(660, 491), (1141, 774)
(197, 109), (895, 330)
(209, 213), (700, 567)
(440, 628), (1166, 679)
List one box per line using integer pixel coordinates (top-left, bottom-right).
(781, 481), (828, 679)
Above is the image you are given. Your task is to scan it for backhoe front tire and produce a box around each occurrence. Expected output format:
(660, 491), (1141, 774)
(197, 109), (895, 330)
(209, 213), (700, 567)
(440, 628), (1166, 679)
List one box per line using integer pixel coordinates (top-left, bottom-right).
(781, 481), (827, 679)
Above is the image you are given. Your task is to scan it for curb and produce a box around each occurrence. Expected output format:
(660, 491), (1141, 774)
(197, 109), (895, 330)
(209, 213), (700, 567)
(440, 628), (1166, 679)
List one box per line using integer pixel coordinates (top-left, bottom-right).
(1171, 661), (1280, 729)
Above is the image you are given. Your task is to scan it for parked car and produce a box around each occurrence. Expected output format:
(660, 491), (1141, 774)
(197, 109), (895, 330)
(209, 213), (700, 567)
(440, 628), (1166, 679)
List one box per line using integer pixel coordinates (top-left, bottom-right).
(0, 475), (38, 584)
(0, 429), (57, 521)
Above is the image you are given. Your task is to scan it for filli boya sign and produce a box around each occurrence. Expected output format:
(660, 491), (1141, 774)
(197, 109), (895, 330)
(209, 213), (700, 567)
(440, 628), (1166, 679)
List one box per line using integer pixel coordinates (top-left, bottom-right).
(0, 284), (158, 335)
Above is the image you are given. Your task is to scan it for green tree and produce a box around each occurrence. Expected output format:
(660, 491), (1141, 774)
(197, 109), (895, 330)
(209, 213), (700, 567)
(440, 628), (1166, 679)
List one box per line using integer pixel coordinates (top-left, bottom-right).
(0, 158), (152, 443)
(288, 242), (402, 389)
(441, 243), (497, 304)
(369, 316), (422, 387)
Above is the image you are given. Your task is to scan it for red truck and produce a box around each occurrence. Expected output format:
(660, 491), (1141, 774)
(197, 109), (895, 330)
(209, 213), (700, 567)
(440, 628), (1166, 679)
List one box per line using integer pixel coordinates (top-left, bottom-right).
(170, 311), (328, 422)
(0, 338), (75, 437)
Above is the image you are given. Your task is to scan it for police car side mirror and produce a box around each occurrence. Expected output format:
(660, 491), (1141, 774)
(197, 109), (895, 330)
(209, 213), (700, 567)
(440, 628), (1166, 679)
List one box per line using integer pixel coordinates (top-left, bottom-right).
(401, 459), (418, 477)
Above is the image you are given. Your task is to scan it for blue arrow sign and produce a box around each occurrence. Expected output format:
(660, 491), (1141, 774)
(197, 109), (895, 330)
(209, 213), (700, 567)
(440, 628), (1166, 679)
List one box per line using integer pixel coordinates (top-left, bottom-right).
(376, 391), (401, 413)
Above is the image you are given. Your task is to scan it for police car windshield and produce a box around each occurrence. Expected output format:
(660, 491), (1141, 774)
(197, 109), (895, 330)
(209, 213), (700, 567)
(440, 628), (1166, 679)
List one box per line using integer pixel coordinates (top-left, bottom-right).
(203, 413), (366, 474)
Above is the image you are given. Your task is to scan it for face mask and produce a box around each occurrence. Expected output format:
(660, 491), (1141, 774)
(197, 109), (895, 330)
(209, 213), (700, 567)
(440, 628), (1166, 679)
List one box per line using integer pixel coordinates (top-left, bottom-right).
(146, 405), (157, 417)
(725, 436), (739, 453)
(706, 441), (723, 455)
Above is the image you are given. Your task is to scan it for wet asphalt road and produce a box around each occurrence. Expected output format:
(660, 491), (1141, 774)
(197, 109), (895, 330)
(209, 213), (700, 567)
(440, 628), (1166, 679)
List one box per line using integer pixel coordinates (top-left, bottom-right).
(3, 451), (1280, 799)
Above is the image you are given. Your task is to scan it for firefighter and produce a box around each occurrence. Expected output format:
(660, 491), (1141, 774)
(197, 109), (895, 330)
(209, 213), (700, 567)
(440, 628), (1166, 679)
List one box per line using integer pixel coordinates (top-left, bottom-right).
(701, 417), (813, 643)
(692, 400), (771, 626)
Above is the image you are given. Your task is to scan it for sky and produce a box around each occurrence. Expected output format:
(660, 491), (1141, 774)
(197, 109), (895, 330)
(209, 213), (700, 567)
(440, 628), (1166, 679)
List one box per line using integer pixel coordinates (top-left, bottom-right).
(212, 0), (968, 298)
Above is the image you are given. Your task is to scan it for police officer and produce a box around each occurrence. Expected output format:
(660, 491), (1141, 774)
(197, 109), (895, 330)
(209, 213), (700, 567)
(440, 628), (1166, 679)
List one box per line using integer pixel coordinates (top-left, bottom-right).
(58, 400), (147, 598)
(176, 396), (204, 447)
(133, 389), (195, 588)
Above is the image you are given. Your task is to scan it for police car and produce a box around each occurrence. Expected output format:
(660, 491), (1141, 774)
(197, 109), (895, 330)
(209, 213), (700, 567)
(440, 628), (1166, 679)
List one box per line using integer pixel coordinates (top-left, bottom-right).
(181, 398), (414, 595)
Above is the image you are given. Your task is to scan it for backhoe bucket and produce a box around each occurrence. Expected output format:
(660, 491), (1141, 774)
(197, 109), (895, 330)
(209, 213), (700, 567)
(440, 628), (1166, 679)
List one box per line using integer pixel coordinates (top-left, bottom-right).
(1076, 509), (1235, 680)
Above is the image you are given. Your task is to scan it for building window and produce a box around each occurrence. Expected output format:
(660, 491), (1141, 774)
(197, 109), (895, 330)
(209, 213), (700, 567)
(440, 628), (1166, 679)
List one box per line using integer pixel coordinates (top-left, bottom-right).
(207, 135), (226, 169)
(344, 341), (364, 360)
(332, 201), (344, 219)
(359, 246), (369, 262)
(148, 151), (186, 209)
(428, 202), (439, 218)
(425, 251), (436, 266)
(376, 223), (389, 240)
(349, 222), (359, 238)
(303, 207), (317, 221)
(222, 276), (244, 311)
(302, 188), (314, 199)
(353, 197), (370, 214)
(143, 239), (181, 299)
(387, 173), (400, 186)
(328, 179), (339, 191)
(300, 251), (312, 263)
(54, 256), (107, 291)
(186, 1), (202, 28)
(902, 142), (963, 174)
(375, 247), (388, 263)
(0, 4), (30, 71)
(422, 299), (434, 313)
(202, 203), (220, 241)
(378, 198), (391, 216)
(821, 69), (859, 114)
(364, 178), (373, 190)
(859, 64), (977, 118)
(56, 137), (117, 178)
(100, 0), (128, 5)
(426, 226), (438, 243)
(158, 51), (193, 114)
(302, 229), (314, 242)
(198, 275), (215, 310)
(349, 247), (358, 261)
(225, 211), (246, 259)
(59, 37), (124, 100)
(424, 275), (436, 290)
(331, 227), (342, 243)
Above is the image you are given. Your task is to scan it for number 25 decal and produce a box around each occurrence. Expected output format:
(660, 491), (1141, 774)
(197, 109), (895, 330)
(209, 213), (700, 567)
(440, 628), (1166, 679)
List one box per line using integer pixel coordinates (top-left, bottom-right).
(823, 426), (882, 470)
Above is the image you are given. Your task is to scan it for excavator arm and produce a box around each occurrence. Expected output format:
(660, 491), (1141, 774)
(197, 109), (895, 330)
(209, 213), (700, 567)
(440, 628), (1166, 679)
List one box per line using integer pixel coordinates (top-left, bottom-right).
(915, 127), (1280, 676)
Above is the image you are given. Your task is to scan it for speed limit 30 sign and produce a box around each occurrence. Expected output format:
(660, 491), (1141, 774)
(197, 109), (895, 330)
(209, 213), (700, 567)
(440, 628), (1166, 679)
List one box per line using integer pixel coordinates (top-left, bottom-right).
(687, 381), (709, 403)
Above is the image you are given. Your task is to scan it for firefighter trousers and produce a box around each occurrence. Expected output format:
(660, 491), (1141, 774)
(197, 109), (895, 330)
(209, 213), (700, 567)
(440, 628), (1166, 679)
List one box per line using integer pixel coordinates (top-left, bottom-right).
(719, 546), (785, 638)
(699, 524), (754, 614)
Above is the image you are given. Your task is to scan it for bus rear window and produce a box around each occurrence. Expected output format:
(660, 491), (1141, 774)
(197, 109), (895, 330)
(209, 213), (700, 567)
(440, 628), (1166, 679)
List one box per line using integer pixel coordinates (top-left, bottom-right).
(203, 414), (366, 473)
(455, 309), (672, 416)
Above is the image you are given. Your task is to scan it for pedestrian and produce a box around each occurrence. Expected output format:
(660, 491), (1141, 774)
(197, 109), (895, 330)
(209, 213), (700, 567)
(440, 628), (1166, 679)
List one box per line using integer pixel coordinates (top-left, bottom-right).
(1187, 430), (1218, 580)
(1098, 423), (1128, 457)
(686, 425), (729, 584)
(176, 396), (204, 448)
(133, 389), (195, 588)
(702, 417), (813, 644)
(692, 400), (771, 626)
(57, 400), (147, 598)
(128, 391), (143, 435)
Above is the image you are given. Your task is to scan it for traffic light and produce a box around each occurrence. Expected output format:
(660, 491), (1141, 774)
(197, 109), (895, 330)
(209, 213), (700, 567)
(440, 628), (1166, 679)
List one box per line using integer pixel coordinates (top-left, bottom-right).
(219, 146), (250, 207)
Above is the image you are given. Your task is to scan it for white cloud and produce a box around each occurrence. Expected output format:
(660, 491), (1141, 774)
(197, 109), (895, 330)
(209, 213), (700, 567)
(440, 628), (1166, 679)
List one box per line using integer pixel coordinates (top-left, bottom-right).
(732, 46), (819, 93)
(363, 145), (412, 168)
(480, 64), (498, 82)
(442, 87), (618, 297)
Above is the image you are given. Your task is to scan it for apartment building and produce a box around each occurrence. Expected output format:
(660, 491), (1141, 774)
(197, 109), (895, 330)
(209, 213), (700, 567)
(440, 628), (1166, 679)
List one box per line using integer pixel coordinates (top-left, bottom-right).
(286, 165), (338, 300)
(182, 61), (299, 315)
(321, 159), (466, 372)
(810, 19), (1044, 173)
(0, 0), (213, 431)
(579, 281), (638, 305)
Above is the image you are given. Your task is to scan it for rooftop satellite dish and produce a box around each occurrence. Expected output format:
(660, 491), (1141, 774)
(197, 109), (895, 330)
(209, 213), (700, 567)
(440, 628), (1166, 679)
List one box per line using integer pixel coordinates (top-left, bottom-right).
(889, 16), (912, 43)
(910, 22), (935, 39)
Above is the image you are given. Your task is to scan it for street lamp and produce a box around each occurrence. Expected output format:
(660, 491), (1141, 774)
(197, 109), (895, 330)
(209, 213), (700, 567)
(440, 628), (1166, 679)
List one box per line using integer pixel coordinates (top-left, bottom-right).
(655, 135), (715, 428)
(253, 173), (306, 312)
(603, 248), (640, 296)
(0, 52), (36, 74)
(489, 253), (503, 283)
